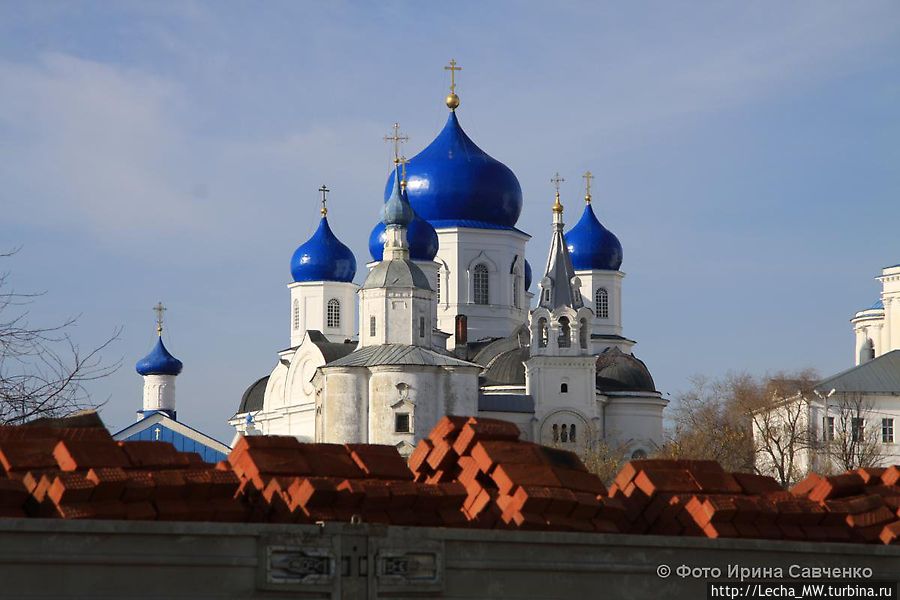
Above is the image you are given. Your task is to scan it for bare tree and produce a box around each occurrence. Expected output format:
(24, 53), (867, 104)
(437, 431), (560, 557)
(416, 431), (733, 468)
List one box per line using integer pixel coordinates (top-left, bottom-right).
(825, 393), (884, 471)
(0, 250), (120, 424)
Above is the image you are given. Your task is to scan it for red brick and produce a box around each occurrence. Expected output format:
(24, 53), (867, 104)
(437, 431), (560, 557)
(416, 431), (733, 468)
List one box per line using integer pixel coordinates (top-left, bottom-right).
(297, 444), (364, 479)
(537, 447), (588, 472)
(428, 415), (472, 444)
(807, 473), (864, 502)
(689, 471), (742, 494)
(463, 487), (494, 518)
(846, 506), (895, 529)
(491, 464), (561, 496)
(0, 479), (28, 508)
(122, 472), (155, 502)
(437, 482), (467, 509)
(117, 441), (191, 469)
(153, 498), (193, 521)
(857, 467), (886, 486)
(879, 520), (900, 544)
(0, 440), (59, 474)
(451, 419), (520, 456)
(150, 470), (187, 500)
(553, 468), (606, 495)
(544, 487), (578, 517)
(613, 460), (685, 490)
(470, 441), (545, 474)
(633, 468), (700, 497)
(506, 510), (548, 529)
(703, 522), (738, 539)
(679, 460), (726, 476)
(511, 486), (555, 515)
(790, 473), (823, 497)
(425, 441), (458, 472)
(732, 472), (782, 495)
(289, 477), (340, 510)
(357, 480), (392, 511)
(53, 440), (130, 471)
(346, 444), (413, 481)
(385, 481), (418, 509)
(208, 470), (240, 499)
(733, 521), (760, 539)
(85, 467), (128, 501)
(47, 473), (96, 505)
(125, 500), (157, 521)
(545, 514), (594, 532)
(592, 518), (621, 534)
(570, 491), (601, 520)
(881, 466), (900, 486)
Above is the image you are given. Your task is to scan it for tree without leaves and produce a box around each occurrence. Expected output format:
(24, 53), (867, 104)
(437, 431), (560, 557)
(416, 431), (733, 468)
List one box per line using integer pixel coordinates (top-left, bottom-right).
(0, 251), (120, 424)
(824, 393), (884, 472)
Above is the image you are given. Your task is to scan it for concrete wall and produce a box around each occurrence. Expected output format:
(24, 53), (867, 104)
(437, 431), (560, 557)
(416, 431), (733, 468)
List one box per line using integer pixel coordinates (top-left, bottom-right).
(0, 519), (896, 599)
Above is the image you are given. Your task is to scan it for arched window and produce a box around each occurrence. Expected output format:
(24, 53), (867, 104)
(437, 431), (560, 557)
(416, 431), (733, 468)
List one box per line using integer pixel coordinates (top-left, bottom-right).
(538, 318), (548, 348)
(552, 424), (559, 443)
(473, 264), (489, 305)
(560, 424), (568, 443)
(292, 299), (300, 330)
(579, 318), (588, 349)
(560, 383), (568, 393)
(513, 275), (520, 309)
(570, 424), (576, 443)
(327, 299), (340, 328)
(595, 288), (609, 319)
(558, 317), (571, 348)
(369, 315), (376, 337)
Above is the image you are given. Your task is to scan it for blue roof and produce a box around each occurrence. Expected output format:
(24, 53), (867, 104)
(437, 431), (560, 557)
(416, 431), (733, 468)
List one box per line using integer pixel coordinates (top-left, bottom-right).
(384, 111), (523, 230)
(135, 337), (183, 376)
(524, 259), (533, 291)
(565, 202), (623, 271)
(290, 216), (357, 283)
(870, 299), (884, 310)
(114, 412), (229, 464)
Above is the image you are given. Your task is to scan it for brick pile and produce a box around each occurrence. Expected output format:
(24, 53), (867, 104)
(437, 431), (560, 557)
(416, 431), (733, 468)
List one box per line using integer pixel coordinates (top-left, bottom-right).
(0, 418), (898, 545)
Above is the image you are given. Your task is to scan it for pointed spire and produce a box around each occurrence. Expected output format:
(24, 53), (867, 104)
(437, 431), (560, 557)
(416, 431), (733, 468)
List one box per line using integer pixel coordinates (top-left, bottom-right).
(381, 166), (414, 261)
(539, 177), (583, 311)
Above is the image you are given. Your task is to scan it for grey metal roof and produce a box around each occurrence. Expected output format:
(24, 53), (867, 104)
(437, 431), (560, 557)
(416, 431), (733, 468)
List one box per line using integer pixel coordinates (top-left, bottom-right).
(238, 376), (268, 413)
(478, 394), (534, 413)
(815, 350), (900, 394)
(470, 325), (530, 366)
(324, 344), (480, 369)
(595, 347), (657, 393)
(481, 347), (529, 386)
(538, 213), (583, 311)
(362, 259), (431, 290)
(306, 330), (358, 363)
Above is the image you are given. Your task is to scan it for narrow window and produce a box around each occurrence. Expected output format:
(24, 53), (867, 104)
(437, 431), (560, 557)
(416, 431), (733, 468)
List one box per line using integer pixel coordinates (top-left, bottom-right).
(851, 417), (865, 442)
(823, 416), (835, 441)
(419, 316), (425, 338)
(570, 424), (576, 443)
(560, 383), (568, 393)
(436, 271), (441, 304)
(327, 299), (341, 328)
(543, 289), (551, 303)
(513, 275), (520, 309)
(882, 418), (894, 444)
(473, 264), (489, 305)
(560, 424), (568, 443)
(370, 315), (376, 337)
(595, 288), (609, 319)
(558, 317), (571, 348)
(292, 299), (300, 330)
(579, 318), (588, 349)
(395, 413), (410, 433)
(552, 424), (559, 443)
(538, 317), (548, 348)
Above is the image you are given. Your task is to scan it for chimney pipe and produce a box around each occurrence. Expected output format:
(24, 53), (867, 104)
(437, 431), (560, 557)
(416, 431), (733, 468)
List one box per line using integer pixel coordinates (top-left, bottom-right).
(454, 315), (468, 357)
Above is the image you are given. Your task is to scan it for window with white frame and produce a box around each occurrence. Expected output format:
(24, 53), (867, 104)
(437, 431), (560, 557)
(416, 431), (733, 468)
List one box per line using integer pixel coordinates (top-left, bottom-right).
(851, 417), (865, 442)
(595, 288), (609, 319)
(882, 418), (894, 443)
(473, 264), (489, 305)
(292, 299), (300, 330)
(395, 413), (410, 433)
(326, 299), (340, 328)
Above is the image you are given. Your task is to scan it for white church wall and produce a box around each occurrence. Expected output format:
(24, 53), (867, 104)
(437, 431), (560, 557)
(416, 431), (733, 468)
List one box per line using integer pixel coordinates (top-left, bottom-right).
(289, 280), (357, 346)
(141, 374), (176, 415)
(367, 366), (435, 447)
(603, 393), (668, 456)
(321, 368), (368, 443)
(441, 367), (480, 419)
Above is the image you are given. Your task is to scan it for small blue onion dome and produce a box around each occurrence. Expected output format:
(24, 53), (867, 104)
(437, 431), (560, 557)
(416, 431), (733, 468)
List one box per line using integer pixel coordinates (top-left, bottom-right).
(382, 168), (414, 227)
(368, 215), (439, 261)
(290, 216), (357, 283)
(135, 337), (183, 376)
(524, 259), (533, 290)
(565, 203), (623, 271)
(384, 111), (523, 229)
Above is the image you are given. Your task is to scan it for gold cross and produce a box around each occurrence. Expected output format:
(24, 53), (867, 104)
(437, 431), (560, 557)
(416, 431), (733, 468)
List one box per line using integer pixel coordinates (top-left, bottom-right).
(583, 171), (594, 204)
(444, 59), (462, 94)
(318, 184), (329, 216)
(153, 301), (166, 336)
(383, 122), (408, 165)
(397, 155), (409, 185)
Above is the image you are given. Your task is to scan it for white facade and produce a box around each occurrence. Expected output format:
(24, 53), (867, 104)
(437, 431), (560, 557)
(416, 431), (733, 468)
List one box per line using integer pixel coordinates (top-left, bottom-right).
(852, 264), (900, 365)
(289, 280), (357, 346)
(141, 374), (176, 417)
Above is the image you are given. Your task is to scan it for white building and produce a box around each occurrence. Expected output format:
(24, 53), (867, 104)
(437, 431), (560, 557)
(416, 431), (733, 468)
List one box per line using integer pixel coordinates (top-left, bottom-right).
(753, 264), (900, 481)
(230, 77), (666, 457)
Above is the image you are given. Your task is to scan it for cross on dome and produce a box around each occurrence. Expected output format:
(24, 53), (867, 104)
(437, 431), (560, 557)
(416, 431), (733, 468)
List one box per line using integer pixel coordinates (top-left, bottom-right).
(153, 301), (166, 336)
(444, 59), (462, 110)
(383, 122), (408, 165)
(551, 172), (565, 214)
(318, 184), (329, 216)
(583, 171), (594, 204)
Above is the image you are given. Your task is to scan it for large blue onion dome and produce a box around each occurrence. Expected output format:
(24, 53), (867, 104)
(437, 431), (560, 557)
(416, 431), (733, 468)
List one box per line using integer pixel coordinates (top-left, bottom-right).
(565, 202), (623, 271)
(136, 338), (183, 376)
(384, 111), (523, 229)
(524, 259), (533, 291)
(290, 215), (357, 283)
(369, 169), (439, 261)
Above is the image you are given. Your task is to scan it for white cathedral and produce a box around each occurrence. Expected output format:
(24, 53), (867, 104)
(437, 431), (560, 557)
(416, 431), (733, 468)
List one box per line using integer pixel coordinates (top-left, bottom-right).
(229, 73), (667, 457)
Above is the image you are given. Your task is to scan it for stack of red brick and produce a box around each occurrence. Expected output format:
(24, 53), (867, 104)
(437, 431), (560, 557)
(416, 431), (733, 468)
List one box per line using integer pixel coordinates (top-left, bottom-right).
(0, 425), (244, 521)
(608, 459), (900, 545)
(408, 416), (624, 532)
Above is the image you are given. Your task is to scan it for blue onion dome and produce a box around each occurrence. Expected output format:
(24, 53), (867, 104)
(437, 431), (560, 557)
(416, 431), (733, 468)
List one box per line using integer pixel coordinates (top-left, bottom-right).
(565, 202), (623, 271)
(382, 168), (414, 227)
(524, 259), (533, 290)
(384, 111), (523, 229)
(136, 338), (183, 376)
(368, 216), (439, 261)
(290, 215), (357, 283)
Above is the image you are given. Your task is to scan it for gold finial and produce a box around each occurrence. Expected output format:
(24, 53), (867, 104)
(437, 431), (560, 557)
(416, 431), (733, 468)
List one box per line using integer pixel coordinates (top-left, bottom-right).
(318, 184), (329, 216)
(582, 170), (594, 204)
(398, 155), (409, 188)
(551, 172), (565, 213)
(444, 58), (462, 110)
(383, 122), (408, 165)
(153, 301), (166, 337)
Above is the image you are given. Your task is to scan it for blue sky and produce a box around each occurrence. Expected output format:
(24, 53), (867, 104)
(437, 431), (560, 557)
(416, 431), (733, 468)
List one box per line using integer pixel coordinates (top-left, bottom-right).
(1, 1), (898, 442)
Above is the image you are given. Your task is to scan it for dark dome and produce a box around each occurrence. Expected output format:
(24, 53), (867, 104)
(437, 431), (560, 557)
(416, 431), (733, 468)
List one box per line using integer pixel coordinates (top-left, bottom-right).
(238, 376), (268, 413)
(595, 347), (656, 392)
(481, 347), (529, 386)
